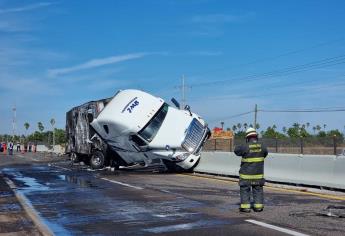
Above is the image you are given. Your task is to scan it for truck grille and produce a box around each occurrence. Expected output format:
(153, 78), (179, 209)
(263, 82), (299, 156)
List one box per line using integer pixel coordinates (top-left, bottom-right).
(182, 118), (205, 154)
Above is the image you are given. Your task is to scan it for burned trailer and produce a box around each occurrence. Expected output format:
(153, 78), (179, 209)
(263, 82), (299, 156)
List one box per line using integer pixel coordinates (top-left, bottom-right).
(65, 98), (120, 169)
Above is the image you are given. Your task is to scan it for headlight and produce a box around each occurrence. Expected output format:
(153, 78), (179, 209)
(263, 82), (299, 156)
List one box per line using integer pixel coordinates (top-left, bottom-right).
(175, 153), (190, 161)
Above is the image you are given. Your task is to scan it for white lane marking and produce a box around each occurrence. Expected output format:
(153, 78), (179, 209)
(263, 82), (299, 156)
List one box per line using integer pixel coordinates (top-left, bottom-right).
(153, 213), (198, 218)
(101, 177), (144, 190)
(160, 189), (171, 193)
(246, 219), (309, 236)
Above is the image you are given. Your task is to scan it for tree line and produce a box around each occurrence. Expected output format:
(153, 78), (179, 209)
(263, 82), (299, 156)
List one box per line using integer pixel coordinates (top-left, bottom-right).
(0, 120), (66, 145)
(223, 122), (344, 141)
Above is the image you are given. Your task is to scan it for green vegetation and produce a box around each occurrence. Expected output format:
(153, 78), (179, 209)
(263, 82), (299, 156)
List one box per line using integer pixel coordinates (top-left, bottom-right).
(0, 119), (66, 145)
(224, 122), (344, 141)
(0, 128), (66, 145)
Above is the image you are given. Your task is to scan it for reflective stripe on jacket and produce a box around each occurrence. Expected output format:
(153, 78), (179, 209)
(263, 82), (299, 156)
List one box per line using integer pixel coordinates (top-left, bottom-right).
(234, 141), (268, 181)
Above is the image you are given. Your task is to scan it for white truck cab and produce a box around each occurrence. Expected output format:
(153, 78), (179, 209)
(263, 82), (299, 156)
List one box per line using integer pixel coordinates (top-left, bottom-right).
(90, 89), (210, 170)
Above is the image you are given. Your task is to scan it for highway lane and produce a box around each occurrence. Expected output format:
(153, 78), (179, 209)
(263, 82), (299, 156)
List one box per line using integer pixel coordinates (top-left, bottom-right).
(1, 159), (345, 235)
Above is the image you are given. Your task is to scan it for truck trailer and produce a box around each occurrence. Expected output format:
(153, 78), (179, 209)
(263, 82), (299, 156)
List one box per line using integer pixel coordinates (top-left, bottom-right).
(66, 89), (210, 171)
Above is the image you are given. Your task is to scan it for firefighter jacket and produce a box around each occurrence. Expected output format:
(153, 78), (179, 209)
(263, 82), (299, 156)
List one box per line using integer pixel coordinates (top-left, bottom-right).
(234, 141), (268, 184)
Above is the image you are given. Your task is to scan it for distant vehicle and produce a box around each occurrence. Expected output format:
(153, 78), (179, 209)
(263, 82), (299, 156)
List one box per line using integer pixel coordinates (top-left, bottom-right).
(66, 89), (210, 171)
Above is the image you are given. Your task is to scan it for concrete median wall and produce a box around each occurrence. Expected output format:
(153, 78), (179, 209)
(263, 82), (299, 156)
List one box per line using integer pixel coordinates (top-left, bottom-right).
(36, 145), (65, 154)
(195, 152), (345, 190)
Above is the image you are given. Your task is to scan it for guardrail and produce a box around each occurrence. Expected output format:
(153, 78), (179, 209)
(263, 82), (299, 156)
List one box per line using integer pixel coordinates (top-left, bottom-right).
(195, 152), (345, 190)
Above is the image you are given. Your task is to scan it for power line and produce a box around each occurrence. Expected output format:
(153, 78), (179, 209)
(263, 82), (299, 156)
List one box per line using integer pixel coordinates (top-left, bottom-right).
(260, 108), (345, 113)
(209, 110), (254, 123)
(192, 37), (345, 78)
(191, 54), (345, 88)
(209, 106), (345, 124)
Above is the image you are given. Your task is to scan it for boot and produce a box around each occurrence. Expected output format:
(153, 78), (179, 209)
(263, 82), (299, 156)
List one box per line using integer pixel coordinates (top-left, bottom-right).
(253, 208), (263, 212)
(239, 208), (251, 213)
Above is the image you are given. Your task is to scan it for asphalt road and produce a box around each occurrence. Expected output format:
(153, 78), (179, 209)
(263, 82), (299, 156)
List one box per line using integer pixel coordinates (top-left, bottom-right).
(0, 152), (345, 236)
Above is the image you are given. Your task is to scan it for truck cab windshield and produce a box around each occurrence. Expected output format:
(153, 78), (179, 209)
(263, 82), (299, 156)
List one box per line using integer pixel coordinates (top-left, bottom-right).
(138, 103), (169, 142)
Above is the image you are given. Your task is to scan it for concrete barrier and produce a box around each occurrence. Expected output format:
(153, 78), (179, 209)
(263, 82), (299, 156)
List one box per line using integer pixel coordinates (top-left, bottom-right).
(35, 145), (65, 154)
(333, 157), (345, 189)
(195, 152), (345, 190)
(195, 152), (240, 176)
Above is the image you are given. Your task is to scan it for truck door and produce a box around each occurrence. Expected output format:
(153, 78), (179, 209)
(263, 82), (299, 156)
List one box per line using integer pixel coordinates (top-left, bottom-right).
(129, 134), (154, 165)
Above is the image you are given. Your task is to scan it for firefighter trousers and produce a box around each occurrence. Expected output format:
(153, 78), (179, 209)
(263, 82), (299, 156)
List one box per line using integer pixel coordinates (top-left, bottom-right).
(240, 184), (264, 209)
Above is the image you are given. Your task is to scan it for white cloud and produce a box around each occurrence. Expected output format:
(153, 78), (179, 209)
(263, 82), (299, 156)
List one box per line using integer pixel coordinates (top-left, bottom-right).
(47, 53), (147, 77)
(0, 2), (55, 14)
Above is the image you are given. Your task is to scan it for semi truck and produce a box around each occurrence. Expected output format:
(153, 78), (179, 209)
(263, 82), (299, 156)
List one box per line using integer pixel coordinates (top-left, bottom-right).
(66, 89), (210, 171)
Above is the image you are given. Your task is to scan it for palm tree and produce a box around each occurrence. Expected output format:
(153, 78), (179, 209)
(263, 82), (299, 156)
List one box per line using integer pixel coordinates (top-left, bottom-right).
(243, 123), (248, 130)
(272, 124), (277, 130)
(316, 125), (321, 132)
(323, 124), (327, 131)
(24, 122), (30, 136)
(293, 123), (300, 129)
(306, 122), (310, 129)
(232, 125), (237, 132)
(220, 121), (224, 130)
(312, 126), (316, 135)
(237, 123), (242, 131)
(37, 122), (44, 132)
(50, 118), (55, 127)
(282, 126), (287, 134)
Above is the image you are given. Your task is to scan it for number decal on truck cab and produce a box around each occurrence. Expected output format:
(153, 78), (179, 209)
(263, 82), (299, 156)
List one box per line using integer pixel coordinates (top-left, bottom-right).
(122, 97), (140, 113)
(126, 100), (139, 113)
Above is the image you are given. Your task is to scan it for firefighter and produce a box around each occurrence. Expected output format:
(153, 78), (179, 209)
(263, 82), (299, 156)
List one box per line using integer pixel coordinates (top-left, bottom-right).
(234, 128), (268, 213)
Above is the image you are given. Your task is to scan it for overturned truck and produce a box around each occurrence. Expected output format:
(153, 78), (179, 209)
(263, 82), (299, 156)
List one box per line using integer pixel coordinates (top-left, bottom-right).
(66, 89), (210, 171)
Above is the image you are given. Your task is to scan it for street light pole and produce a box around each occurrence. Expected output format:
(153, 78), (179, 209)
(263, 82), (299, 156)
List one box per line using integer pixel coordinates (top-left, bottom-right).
(12, 104), (17, 139)
(254, 104), (258, 130)
(50, 118), (55, 153)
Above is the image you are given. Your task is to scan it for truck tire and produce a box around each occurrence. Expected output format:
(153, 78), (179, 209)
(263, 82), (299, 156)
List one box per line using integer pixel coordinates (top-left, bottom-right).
(90, 150), (105, 169)
(162, 160), (184, 173)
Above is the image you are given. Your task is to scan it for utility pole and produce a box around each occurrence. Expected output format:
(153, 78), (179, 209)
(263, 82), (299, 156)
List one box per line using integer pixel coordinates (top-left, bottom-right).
(177, 75), (191, 109)
(254, 104), (258, 130)
(12, 104), (17, 139)
(181, 75), (186, 109)
(50, 118), (56, 153)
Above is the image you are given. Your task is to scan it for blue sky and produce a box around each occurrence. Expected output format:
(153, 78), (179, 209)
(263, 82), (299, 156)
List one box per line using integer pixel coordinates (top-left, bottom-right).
(1, 0), (345, 135)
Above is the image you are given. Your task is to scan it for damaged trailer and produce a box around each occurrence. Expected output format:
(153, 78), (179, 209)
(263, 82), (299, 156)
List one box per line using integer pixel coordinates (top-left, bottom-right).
(66, 89), (210, 171)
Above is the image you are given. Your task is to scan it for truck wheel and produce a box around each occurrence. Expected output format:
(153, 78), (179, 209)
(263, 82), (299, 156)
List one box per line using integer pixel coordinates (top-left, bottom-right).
(70, 152), (79, 163)
(90, 151), (105, 169)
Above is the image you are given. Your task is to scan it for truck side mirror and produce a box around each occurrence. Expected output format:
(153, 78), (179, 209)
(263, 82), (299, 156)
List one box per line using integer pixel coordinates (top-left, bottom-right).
(184, 105), (192, 116)
(171, 98), (180, 109)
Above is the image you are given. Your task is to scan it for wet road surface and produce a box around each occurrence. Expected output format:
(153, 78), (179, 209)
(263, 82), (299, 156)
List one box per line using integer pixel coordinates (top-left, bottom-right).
(0, 171), (41, 235)
(0, 156), (345, 235)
